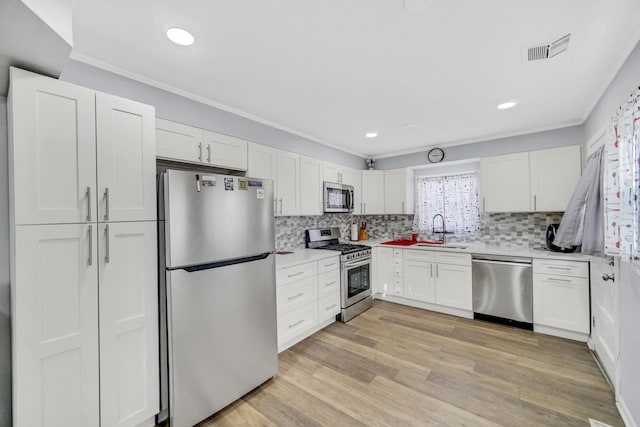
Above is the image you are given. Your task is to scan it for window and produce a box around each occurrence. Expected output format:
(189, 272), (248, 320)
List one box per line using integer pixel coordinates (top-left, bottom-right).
(413, 172), (480, 233)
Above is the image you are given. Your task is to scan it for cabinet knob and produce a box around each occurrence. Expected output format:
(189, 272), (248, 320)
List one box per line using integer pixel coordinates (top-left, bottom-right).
(602, 273), (615, 282)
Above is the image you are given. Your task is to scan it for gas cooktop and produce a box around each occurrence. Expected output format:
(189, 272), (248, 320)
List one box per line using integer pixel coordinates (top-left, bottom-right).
(321, 243), (371, 255)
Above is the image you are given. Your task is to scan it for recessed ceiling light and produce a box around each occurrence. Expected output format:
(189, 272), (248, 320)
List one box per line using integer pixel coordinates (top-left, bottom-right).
(497, 100), (518, 110)
(166, 27), (194, 46)
(365, 131), (379, 138)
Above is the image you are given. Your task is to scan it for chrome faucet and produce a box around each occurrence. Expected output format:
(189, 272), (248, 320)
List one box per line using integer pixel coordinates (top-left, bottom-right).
(432, 213), (447, 244)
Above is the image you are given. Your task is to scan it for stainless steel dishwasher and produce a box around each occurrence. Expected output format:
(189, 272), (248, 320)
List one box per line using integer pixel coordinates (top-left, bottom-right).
(472, 254), (533, 329)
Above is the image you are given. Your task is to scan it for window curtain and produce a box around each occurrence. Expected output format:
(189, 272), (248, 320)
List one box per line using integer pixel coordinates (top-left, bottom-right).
(604, 89), (640, 263)
(413, 172), (480, 233)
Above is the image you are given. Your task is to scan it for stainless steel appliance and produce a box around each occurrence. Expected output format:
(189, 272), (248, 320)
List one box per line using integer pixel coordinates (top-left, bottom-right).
(472, 254), (533, 329)
(158, 169), (278, 427)
(305, 228), (372, 321)
(323, 182), (354, 213)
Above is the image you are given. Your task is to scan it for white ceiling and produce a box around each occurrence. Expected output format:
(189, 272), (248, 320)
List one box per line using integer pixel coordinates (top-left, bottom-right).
(71, 0), (640, 158)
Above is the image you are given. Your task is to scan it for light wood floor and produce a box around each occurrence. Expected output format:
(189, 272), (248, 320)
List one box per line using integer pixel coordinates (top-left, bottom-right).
(200, 300), (622, 427)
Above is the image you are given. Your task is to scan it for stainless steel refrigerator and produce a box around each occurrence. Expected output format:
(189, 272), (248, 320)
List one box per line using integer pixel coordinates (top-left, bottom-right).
(157, 169), (278, 427)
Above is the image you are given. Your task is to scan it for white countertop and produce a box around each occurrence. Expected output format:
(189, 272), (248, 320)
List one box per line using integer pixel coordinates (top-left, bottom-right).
(350, 238), (592, 262)
(275, 249), (339, 270)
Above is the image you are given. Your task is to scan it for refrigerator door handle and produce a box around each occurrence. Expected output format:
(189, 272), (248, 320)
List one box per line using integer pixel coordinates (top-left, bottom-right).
(172, 252), (273, 273)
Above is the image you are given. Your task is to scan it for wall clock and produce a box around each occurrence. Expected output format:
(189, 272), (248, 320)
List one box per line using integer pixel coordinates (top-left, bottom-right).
(427, 147), (445, 163)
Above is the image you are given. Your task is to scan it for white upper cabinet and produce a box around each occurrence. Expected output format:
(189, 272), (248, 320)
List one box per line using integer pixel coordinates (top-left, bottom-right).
(480, 152), (531, 212)
(361, 170), (385, 214)
(323, 161), (352, 184)
(352, 169), (363, 215)
(529, 145), (582, 212)
(480, 146), (582, 213)
(99, 222), (159, 427)
(155, 118), (248, 170)
(299, 155), (323, 215)
(384, 168), (413, 214)
(155, 119), (202, 164)
(96, 93), (156, 222)
(202, 130), (248, 171)
(276, 151), (300, 216)
(248, 142), (278, 181)
(9, 67), (97, 225)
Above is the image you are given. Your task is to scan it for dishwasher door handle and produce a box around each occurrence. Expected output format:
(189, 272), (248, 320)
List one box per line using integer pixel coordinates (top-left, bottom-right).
(472, 259), (532, 268)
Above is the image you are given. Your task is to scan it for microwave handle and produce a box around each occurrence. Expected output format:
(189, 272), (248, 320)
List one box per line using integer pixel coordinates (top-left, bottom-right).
(347, 189), (354, 211)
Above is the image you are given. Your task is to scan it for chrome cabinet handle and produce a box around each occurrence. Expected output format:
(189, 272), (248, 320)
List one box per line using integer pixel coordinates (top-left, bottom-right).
(534, 195), (537, 211)
(85, 187), (91, 222)
(363, 202), (366, 214)
(104, 224), (110, 263)
(325, 304), (337, 310)
(430, 263), (433, 277)
(324, 262), (336, 268)
(279, 198), (283, 215)
(273, 198), (277, 216)
(548, 277), (572, 283)
(287, 271), (304, 278)
(88, 225), (93, 266)
(401, 201), (405, 213)
(198, 142), (203, 161)
(483, 197), (486, 212)
(207, 144), (211, 163)
(436, 264), (439, 278)
(288, 292), (304, 301)
(288, 319), (304, 329)
(103, 188), (110, 221)
(324, 281), (336, 287)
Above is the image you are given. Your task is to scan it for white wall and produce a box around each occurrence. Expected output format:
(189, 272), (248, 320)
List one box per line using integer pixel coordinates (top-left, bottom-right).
(583, 40), (640, 427)
(60, 60), (365, 170)
(0, 96), (11, 427)
(375, 125), (583, 170)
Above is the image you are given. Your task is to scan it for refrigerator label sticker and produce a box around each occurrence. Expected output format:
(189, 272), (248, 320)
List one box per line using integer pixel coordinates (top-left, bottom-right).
(224, 177), (234, 191)
(201, 176), (216, 187)
(256, 189), (265, 199)
(238, 179), (248, 190)
(248, 180), (263, 188)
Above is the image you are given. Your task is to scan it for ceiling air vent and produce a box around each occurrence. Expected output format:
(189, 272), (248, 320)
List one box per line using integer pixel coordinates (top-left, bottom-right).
(527, 33), (571, 61)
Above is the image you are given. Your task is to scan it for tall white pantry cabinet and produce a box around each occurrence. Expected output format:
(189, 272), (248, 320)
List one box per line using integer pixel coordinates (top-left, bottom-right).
(8, 67), (159, 427)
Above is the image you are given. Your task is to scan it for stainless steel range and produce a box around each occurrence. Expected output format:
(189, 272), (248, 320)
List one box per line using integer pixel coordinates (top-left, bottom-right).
(305, 228), (372, 322)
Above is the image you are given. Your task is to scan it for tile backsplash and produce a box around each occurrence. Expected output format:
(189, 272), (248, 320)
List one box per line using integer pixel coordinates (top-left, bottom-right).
(274, 212), (563, 251)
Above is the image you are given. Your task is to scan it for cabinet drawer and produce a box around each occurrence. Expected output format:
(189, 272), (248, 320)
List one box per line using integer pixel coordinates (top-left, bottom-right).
(318, 293), (340, 323)
(533, 259), (588, 278)
(276, 261), (317, 286)
(393, 249), (404, 257)
(404, 250), (435, 262)
(278, 301), (317, 343)
(393, 267), (403, 278)
(318, 256), (340, 274)
(393, 257), (404, 267)
(435, 252), (471, 266)
(318, 269), (340, 299)
(277, 276), (317, 314)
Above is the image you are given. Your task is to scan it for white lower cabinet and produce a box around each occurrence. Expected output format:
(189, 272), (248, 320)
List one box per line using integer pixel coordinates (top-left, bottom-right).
(533, 259), (590, 338)
(403, 250), (435, 302)
(276, 256), (340, 351)
(98, 222), (158, 427)
(435, 263), (472, 310)
(12, 222), (159, 427)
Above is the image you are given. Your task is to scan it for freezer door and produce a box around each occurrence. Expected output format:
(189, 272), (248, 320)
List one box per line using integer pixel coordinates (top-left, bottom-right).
(166, 254), (277, 427)
(164, 170), (275, 268)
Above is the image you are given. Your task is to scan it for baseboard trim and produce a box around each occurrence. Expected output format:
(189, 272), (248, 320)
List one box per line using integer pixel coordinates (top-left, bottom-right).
(533, 324), (589, 342)
(617, 395), (638, 427)
(374, 293), (473, 319)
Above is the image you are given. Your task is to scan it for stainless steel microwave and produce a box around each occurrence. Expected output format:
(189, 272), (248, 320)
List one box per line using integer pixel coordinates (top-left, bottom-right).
(323, 181), (354, 213)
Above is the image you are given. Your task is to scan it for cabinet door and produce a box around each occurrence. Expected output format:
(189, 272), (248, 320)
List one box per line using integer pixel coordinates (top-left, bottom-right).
(13, 224), (99, 427)
(361, 170), (385, 214)
(352, 169), (363, 215)
(480, 152), (530, 212)
(155, 118), (203, 164)
(533, 274), (590, 333)
(530, 145), (582, 212)
(96, 93), (156, 222)
(9, 67), (97, 225)
(374, 247), (394, 295)
(248, 143), (277, 180)
(403, 260), (436, 303)
(323, 161), (341, 183)
(99, 222), (159, 427)
(203, 130), (248, 170)
(276, 151), (300, 216)
(435, 263), (472, 310)
(384, 169), (407, 214)
(300, 156), (323, 215)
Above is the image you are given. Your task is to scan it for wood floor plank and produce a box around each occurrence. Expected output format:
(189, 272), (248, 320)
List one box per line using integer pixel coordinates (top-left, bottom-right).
(202, 300), (623, 427)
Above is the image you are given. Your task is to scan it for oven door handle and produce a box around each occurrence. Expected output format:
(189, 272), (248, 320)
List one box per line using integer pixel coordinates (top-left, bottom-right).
(342, 258), (371, 269)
